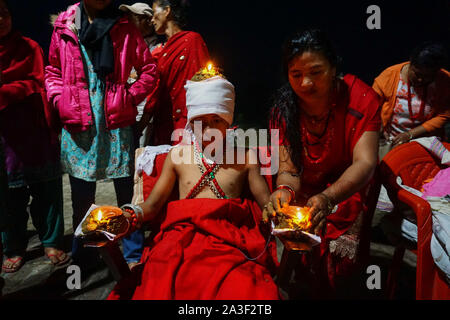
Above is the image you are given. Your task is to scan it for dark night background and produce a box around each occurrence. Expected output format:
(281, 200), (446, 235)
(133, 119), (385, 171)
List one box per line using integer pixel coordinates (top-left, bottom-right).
(8, 0), (450, 128)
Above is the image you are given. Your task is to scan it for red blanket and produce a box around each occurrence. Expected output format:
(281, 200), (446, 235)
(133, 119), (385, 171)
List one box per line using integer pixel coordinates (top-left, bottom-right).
(109, 198), (279, 300)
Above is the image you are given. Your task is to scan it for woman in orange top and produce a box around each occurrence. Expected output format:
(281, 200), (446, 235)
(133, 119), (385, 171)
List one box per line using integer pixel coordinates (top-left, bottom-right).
(373, 43), (449, 148)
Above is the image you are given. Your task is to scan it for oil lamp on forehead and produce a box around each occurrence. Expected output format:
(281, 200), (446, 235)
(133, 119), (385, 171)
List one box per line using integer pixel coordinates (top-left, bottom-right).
(190, 61), (224, 81)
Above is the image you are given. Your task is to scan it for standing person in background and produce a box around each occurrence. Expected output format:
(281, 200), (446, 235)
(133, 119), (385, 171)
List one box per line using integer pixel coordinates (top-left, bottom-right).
(373, 42), (449, 154)
(119, 2), (164, 57)
(120, 2), (165, 148)
(143, 0), (210, 146)
(44, 0), (157, 269)
(0, 0), (67, 273)
(119, 1), (165, 269)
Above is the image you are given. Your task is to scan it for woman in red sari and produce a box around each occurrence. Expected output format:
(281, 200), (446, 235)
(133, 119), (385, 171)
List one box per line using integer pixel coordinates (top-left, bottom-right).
(140, 0), (210, 146)
(266, 29), (381, 297)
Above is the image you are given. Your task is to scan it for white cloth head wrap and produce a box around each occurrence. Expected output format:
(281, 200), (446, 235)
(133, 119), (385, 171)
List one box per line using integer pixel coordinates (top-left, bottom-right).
(184, 76), (235, 128)
(134, 76), (235, 178)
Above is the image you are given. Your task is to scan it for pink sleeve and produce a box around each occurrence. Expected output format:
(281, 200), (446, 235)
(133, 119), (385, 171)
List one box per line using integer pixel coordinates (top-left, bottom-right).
(44, 29), (63, 109)
(128, 32), (158, 107)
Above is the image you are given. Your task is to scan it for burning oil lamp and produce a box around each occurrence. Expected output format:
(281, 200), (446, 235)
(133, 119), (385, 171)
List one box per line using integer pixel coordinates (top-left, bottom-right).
(277, 204), (312, 231)
(191, 62), (225, 81)
(82, 206), (128, 235)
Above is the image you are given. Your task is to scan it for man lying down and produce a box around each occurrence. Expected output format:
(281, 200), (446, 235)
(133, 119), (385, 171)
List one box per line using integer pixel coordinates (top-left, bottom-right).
(108, 66), (280, 300)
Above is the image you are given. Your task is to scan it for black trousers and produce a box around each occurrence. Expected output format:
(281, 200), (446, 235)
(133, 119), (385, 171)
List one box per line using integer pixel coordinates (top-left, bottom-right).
(69, 175), (134, 230)
(69, 175), (134, 266)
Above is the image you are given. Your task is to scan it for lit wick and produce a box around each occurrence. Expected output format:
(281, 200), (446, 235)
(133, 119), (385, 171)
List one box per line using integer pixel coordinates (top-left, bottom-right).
(96, 210), (103, 222)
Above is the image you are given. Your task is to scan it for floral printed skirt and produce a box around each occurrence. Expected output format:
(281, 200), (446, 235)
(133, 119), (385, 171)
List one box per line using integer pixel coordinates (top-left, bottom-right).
(60, 42), (134, 182)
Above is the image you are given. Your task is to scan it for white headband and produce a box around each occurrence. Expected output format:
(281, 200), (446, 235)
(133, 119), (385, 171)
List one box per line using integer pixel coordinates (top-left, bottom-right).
(184, 76), (235, 127)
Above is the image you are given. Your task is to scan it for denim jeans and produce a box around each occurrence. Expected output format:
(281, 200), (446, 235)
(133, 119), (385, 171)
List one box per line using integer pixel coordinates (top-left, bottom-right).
(122, 229), (145, 264)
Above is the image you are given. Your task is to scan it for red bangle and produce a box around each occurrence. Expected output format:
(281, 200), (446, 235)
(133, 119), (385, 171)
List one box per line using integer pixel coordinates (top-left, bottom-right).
(276, 184), (295, 201)
(124, 209), (138, 227)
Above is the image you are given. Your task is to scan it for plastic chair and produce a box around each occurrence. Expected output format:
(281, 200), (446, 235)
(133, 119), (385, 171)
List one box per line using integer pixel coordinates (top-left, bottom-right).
(380, 141), (450, 300)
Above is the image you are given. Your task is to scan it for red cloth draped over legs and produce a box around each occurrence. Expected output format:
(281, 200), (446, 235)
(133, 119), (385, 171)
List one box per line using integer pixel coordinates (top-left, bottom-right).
(108, 198), (279, 300)
(297, 188), (368, 296)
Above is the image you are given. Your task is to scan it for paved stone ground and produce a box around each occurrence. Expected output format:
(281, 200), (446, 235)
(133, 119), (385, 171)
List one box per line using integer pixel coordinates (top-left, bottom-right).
(0, 174), (417, 300)
(0, 175), (118, 300)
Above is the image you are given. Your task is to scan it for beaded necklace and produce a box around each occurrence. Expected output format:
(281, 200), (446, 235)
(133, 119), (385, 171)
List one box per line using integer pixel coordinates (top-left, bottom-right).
(301, 109), (335, 164)
(185, 141), (229, 200)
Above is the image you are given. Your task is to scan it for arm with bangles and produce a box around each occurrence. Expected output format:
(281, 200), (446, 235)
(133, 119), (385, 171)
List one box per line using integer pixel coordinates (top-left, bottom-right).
(310, 131), (379, 233)
(121, 150), (177, 232)
(263, 146), (301, 223)
(392, 125), (427, 147)
(392, 109), (450, 147)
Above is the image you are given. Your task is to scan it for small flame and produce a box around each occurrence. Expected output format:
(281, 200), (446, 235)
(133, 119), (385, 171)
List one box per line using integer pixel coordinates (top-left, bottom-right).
(280, 205), (312, 230)
(95, 209), (103, 222)
(292, 207), (312, 230)
(207, 63), (213, 71)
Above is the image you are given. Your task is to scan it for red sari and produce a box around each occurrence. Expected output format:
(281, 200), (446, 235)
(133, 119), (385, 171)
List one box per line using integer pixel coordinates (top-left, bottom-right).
(273, 75), (381, 291)
(144, 31), (210, 145)
(108, 198), (279, 300)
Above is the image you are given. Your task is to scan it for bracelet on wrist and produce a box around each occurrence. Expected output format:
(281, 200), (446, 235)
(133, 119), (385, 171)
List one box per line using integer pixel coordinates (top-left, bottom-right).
(319, 193), (335, 214)
(276, 184), (296, 202)
(407, 131), (413, 141)
(121, 204), (144, 227)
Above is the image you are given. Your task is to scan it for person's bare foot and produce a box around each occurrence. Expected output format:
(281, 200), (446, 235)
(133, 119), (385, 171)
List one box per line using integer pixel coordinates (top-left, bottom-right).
(44, 247), (70, 266)
(2, 256), (24, 273)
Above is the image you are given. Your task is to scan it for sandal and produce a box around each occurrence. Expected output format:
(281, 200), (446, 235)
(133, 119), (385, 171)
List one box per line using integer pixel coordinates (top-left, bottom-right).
(2, 256), (24, 273)
(45, 248), (70, 266)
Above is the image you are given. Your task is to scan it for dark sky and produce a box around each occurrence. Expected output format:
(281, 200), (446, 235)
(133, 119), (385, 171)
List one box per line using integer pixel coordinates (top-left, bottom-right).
(8, 0), (450, 128)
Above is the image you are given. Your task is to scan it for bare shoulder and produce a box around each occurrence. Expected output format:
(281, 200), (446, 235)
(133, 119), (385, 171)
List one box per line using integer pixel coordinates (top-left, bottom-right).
(168, 144), (194, 167)
(171, 144), (192, 154)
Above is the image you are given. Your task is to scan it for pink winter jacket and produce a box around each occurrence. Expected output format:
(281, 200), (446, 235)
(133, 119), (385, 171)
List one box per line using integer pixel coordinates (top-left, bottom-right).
(44, 3), (157, 133)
